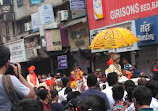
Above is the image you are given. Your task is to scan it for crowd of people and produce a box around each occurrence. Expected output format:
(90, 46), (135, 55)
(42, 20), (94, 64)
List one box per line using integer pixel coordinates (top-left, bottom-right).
(0, 45), (158, 111)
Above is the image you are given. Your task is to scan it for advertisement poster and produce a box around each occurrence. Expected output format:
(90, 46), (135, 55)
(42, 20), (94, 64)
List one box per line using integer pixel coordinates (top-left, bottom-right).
(45, 29), (62, 51)
(87, 0), (158, 30)
(31, 0), (41, 5)
(70, 0), (85, 10)
(31, 12), (41, 32)
(5, 39), (27, 63)
(93, 0), (103, 19)
(57, 55), (68, 69)
(39, 4), (55, 25)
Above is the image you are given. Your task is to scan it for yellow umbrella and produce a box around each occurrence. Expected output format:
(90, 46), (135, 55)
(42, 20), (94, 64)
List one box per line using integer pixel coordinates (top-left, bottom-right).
(89, 27), (140, 50)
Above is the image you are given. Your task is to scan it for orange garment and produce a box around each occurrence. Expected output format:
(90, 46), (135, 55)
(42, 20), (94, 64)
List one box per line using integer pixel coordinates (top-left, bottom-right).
(28, 66), (38, 86)
(122, 70), (133, 79)
(70, 70), (83, 89)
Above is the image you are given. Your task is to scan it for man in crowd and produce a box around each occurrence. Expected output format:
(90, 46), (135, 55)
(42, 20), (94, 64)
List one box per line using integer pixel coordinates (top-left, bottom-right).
(58, 77), (70, 103)
(81, 75), (110, 110)
(0, 45), (36, 111)
(133, 86), (153, 111)
(123, 58), (132, 71)
(102, 72), (118, 109)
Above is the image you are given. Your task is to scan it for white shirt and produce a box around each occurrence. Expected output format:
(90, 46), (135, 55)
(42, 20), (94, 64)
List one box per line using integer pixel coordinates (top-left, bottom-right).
(150, 97), (158, 111)
(58, 87), (66, 103)
(102, 86), (114, 109)
(125, 103), (135, 111)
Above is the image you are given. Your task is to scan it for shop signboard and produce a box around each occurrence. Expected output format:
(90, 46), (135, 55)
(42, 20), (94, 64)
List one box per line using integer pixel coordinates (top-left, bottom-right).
(1, 0), (12, 5)
(86, 0), (158, 30)
(70, 0), (85, 10)
(31, 0), (41, 5)
(45, 29), (62, 51)
(31, 12), (41, 32)
(136, 15), (158, 46)
(5, 39), (27, 63)
(38, 4), (55, 25)
(93, 0), (103, 19)
(57, 55), (68, 69)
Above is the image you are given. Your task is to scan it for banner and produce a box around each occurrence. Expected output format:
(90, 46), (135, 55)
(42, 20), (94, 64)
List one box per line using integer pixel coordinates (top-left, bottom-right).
(45, 29), (62, 51)
(136, 15), (158, 46)
(57, 55), (68, 69)
(70, 0), (85, 10)
(5, 39), (27, 63)
(39, 4), (55, 25)
(31, 0), (41, 5)
(93, 0), (103, 19)
(87, 0), (158, 30)
(31, 12), (41, 32)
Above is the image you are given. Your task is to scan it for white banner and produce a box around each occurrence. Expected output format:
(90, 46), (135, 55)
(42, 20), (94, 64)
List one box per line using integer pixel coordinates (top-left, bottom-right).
(31, 12), (41, 31)
(38, 4), (55, 25)
(5, 39), (27, 63)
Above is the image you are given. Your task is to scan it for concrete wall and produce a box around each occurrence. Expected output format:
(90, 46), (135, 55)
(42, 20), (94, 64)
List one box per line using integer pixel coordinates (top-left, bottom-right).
(13, 0), (64, 20)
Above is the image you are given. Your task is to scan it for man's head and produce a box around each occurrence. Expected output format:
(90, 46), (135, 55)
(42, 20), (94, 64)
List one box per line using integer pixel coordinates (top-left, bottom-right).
(11, 99), (44, 111)
(50, 89), (58, 101)
(62, 77), (70, 87)
(132, 86), (152, 111)
(28, 66), (35, 74)
(112, 85), (124, 101)
(146, 80), (158, 98)
(0, 45), (11, 73)
(107, 72), (118, 86)
(87, 75), (97, 87)
(123, 58), (128, 64)
(110, 53), (120, 64)
(37, 88), (51, 101)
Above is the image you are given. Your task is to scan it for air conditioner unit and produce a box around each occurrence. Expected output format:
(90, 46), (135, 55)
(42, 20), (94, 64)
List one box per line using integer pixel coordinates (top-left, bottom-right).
(3, 13), (15, 21)
(25, 22), (32, 32)
(58, 10), (68, 21)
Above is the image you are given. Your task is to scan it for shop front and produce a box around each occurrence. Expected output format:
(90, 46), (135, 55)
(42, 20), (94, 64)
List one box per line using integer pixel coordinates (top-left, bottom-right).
(135, 15), (158, 75)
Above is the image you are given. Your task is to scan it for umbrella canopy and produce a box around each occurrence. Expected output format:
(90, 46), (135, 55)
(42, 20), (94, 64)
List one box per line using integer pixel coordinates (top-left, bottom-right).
(89, 27), (140, 50)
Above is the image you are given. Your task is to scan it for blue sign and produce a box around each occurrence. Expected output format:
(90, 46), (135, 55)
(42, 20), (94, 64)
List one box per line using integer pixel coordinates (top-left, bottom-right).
(70, 0), (85, 10)
(136, 15), (158, 46)
(31, 0), (41, 5)
(57, 55), (68, 69)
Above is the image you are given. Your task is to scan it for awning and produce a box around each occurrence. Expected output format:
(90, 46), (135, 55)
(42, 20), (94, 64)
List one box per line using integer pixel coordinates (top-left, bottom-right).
(63, 17), (87, 28)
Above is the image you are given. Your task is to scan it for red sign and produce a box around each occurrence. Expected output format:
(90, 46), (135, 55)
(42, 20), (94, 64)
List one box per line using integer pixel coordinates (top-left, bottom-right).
(87, 0), (158, 30)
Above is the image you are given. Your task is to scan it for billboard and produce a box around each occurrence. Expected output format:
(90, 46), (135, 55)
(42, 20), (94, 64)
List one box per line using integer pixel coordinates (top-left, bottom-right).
(39, 4), (55, 25)
(86, 0), (158, 30)
(5, 39), (27, 63)
(93, 0), (103, 19)
(57, 55), (68, 69)
(70, 0), (85, 10)
(31, 0), (41, 5)
(136, 15), (158, 46)
(31, 12), (41, 32)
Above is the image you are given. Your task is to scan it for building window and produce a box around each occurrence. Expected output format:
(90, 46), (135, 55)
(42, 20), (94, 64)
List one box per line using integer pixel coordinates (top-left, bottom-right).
(5, 22), (10, 41)
(5, 22), (10, 36)
(17, 0), (23, 7)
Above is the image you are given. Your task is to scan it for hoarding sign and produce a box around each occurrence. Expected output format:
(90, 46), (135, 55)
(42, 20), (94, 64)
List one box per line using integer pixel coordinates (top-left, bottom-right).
(93, 0), (103, 19)
(86, 0), (158, 30)
(57, 55), (68, 69)
(70, 0), (85, 10)
(39, 4), (55, 25)
(136, 15), (158, 46)
(2, 0), (12, 5)
(31, 12), (41, 32)
(5, 39), (27, 63)
(31, 0), (41, 5)
(45, 29), (62, 51)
